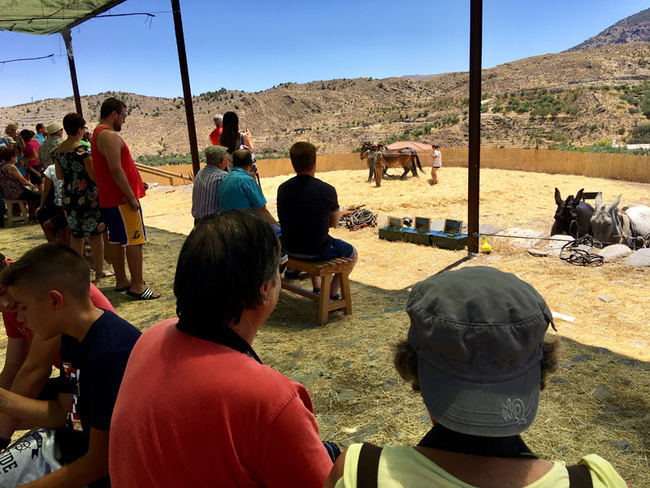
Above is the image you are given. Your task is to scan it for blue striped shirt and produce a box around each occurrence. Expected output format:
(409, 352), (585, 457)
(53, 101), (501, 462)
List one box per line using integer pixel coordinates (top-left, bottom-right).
(191, 165), (228, 219)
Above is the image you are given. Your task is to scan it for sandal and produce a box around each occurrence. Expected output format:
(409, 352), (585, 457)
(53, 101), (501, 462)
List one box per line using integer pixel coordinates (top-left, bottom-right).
(312, 287), (321, 294)
(115, 286), (130, 292)
(95, 270), (115, 281)
(125, 287), (160, 300)
(329, 294), (341, 301)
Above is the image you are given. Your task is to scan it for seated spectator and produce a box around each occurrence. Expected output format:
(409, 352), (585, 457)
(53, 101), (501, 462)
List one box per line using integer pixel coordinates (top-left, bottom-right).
(0, 243), (140, 487)
(0, 123), (18, 148)
(191, 145), (228, 223)
(109, 211), (334, 487)
(38, 121), (64, 170)
(219, 149), (279, 228)
(36, 163), (70, 243)
(277, 142), (358, 297)
(35, 123), (47, 144)
(20, 129), (42, 188)
(209, 113), (223, 145)
(324, 266), (627, 488)
(0, 252), (113, 449)
(0, 147), (41, 219)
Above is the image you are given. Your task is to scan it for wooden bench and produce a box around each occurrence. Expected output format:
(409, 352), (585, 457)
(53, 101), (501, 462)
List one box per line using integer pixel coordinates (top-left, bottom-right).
(281, 257), (354, 325)
(4, 199), (29, 227)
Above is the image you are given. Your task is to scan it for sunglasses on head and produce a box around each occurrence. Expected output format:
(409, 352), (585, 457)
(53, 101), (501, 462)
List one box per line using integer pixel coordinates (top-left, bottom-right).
(279, 254), (288, 275)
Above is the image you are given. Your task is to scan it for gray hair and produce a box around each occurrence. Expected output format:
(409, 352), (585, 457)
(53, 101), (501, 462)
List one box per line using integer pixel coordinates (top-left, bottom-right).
(213, 113), (223, 123)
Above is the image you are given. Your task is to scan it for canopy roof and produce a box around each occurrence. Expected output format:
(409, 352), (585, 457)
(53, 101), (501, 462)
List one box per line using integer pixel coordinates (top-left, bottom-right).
(0, 0), (125, 35)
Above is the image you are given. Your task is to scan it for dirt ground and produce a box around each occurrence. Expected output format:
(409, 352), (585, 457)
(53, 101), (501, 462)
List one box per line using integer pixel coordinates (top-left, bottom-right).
(1, 167), (648, 484)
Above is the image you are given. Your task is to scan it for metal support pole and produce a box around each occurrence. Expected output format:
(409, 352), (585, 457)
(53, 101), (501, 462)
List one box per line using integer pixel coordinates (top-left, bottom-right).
(467, 0), (482, 255)
(170, 0), (200, 176)
(61, 28), (83, 117)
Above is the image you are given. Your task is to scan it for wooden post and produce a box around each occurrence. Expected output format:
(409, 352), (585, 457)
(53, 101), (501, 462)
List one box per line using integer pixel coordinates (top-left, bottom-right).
(61, 28), (83, 117)
(170, 0), (200, 176)
(467, 0), (482, 255)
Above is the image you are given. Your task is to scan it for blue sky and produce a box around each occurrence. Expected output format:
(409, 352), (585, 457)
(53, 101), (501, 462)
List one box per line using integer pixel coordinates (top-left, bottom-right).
(0, 0), (647, 107)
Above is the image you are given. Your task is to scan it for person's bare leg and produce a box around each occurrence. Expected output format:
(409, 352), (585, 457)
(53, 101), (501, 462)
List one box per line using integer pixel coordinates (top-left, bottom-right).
(111, 243), (130, 289)
(330, 249), (358, 297)
(69, 236), (84, 256)
(311, 275), (321, 291)
(90, 234), (113, 280)
(126, 244), (159, 297)
(430, 167), (439, 185)
(102, 232), (112, 266)
(40, 221), (57, 242)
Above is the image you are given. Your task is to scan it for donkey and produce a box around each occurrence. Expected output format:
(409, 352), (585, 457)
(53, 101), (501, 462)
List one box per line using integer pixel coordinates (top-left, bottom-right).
(374, 146), (424, 187)
(550, 188), (594, 238)
(590, 193), (650, 247)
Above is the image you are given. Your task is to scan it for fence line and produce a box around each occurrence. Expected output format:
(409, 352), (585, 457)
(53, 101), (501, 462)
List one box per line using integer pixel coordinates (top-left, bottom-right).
(153, 148), (649, 185)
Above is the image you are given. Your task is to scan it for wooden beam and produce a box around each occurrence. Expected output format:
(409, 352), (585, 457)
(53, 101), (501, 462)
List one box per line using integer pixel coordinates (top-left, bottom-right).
(61, 28), (83, 117)
(170, 0), (200, 176)
(467, 0), (482, 255)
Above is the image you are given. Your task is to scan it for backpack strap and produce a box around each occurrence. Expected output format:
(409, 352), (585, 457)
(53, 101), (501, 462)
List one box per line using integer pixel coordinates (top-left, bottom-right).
(357, 443), (383, 488)
(567, 464), (594, 488)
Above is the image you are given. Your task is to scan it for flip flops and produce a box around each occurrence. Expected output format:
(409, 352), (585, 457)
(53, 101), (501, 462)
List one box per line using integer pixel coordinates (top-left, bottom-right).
(125, 287), (160, 300)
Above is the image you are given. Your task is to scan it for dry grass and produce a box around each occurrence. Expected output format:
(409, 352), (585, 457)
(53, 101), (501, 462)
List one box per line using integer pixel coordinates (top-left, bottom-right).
(1, 166), (648, 485)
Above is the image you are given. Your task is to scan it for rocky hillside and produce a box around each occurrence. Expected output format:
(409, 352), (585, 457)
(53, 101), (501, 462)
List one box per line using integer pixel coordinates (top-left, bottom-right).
(2, 43), (650, 159)
(567, 8), (650, 52)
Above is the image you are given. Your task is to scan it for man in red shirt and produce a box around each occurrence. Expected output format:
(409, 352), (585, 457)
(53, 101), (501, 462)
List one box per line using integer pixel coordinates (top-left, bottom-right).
(109, 211), (335, 487)
(91, 98), (159, 300)
(209, 113), (223, 146)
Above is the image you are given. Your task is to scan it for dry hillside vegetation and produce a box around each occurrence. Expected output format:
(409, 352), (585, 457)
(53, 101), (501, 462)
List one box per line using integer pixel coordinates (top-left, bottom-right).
(567, 8), (650, 52)
(3, 43), (650, 159)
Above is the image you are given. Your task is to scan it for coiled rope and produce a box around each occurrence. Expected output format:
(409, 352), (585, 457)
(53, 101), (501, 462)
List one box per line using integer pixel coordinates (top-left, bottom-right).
(339, 209), (377, 231)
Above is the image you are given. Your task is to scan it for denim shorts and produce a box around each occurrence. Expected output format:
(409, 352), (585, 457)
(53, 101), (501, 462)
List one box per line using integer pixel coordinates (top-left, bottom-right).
(298, 237), (355, 262)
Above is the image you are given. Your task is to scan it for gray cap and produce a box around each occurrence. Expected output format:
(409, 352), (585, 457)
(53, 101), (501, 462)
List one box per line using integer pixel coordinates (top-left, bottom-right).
(406, 266), (555, 437)
(205, 145), (228, 165)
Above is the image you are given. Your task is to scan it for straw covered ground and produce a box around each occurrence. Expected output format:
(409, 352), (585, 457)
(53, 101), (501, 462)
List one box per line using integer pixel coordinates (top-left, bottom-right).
(1, 166), (648, 485)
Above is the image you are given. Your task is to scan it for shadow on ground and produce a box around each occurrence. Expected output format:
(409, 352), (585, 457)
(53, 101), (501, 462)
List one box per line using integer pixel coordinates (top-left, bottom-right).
(1, 223), (647, 485)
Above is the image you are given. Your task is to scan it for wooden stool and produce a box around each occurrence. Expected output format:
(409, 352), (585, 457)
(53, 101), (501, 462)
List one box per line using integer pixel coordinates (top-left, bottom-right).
(4, 199), (29, 227)
(281, 257), (354, 324)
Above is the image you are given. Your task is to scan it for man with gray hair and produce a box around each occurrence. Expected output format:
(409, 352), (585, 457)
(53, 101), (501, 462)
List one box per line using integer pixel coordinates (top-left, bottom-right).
(209, 113), (223, 146)
(191, 145), (229, 223)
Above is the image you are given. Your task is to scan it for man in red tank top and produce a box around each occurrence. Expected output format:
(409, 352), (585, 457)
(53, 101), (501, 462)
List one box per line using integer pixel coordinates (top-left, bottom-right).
(91, 98), (159, 300)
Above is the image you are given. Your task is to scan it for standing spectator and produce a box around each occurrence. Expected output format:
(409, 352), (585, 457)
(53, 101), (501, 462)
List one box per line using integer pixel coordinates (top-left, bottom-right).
(36, 162), (69, 244)
(191, 145), (228, 222)
(91, 97), (159, 300)
(219, 111), (254, 170)
(277, 142), (358, 298)
(209, 113), (223, 146)
(109, 211), (334, 487)
(324, 267), (627, 488)
(430, 143), (442, 185)
(38, 120), (64, 170)
(56, 113), (112, 281)
(0, 147), (41, 219)
(35, 123), (47, 143)
(20, 129), (42, 188)
(219, 149), (279, 228)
